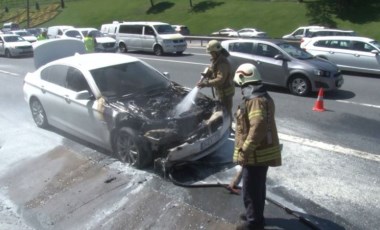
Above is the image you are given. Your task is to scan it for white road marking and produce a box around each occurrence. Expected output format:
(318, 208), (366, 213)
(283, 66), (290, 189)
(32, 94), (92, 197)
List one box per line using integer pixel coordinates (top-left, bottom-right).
(0, 70), (19, 76)
(279, 133), (380, 162)
(336, 100), (380, 109)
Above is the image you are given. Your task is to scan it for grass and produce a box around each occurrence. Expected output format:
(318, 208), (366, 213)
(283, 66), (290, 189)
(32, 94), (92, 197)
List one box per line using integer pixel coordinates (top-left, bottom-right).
(1, 0), (380, 40)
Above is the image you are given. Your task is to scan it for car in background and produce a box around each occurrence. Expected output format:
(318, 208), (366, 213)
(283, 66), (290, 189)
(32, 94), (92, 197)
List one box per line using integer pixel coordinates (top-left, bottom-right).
(228, 28), (267, 38)
(2, 22), (19, 32)
(26, 27), (46, 37)
(303, 36), (380, 75)
(211, 28), (236, 36)
(63, 28), (118, 52)
(23, 39), (230, 169)
(47, 25), (74, 39)
(9, 30), (38, 43)
(221, 39), (343, 96)
(172, 25), (190, 35)
(0, 34), (33, 58)
(300, 28), (356, 48)
(282, 25), (325, 40)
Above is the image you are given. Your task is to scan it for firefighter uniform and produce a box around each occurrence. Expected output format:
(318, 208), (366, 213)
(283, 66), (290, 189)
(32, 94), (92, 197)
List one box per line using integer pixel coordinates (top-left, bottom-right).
(84, 36), (95, 52)
(198, 40), (235, 123)
(232, 63), (281, 230)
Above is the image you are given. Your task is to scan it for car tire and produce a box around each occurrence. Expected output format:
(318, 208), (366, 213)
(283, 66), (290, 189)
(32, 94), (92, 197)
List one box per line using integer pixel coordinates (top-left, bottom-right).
(154, 45), (163, 56)
(5, 49), (12, 58)
(119, 43), (127, 53)
(30, 98), (49, 128)
(114, 127), (152, 169)
(176, 51), (183, 55)
(288, 76), (311, 96)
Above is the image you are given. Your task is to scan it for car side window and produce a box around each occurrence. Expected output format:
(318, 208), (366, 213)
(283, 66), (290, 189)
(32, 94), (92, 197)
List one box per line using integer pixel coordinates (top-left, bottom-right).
(40, 65), (68, 87)
(229, 42), (253, 54)
(255, 43), (279, 58)
(352, 41), (372, 52)
(144, 26), (155, 36)
(293, 29), (303, 36)
(66, 67), (89, 92)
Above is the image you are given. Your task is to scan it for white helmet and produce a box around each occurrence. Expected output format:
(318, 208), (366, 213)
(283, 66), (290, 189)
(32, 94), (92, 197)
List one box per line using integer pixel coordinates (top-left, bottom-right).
(206, 40), (222, 53)
(233, 63), (262, 86)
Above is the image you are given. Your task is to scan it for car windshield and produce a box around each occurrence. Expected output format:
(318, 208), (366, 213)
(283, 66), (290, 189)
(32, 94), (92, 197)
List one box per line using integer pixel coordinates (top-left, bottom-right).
(88, 30), (103, 37)
(369, 41), (380, 50)
(154, 25), (176, 34)
(91, 61), (171, 98)
(15, 31), (31, 36)
(4, 35), (25, 42)
(278, 42), (314, 60)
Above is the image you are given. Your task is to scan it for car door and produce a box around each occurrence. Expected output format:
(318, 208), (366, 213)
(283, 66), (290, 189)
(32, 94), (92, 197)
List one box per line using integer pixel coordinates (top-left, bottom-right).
(253, 42), (287, 85)
(142, 25), (156, 51)
(62, 66), (110, 146)
(348, 41), (380, 72)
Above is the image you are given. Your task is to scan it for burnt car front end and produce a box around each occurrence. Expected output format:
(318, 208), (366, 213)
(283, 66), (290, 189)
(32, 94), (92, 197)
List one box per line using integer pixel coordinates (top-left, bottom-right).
(109, 83), (230, 167)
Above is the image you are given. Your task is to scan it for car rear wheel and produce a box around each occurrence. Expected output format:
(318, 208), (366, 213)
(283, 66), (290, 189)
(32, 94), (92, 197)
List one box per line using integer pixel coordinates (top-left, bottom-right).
(176, 51), (183, 55)
(30, 98), (49, 128)
(5, 49), (12, 58)
(119, 43), (127, 53)
(114, 127), (152, 169)
(154, 45), (163, 56)
(288, 76), (311, 96)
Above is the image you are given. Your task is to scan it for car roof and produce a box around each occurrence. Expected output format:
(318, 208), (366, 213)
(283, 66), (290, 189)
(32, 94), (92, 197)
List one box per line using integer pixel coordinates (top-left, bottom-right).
(222, 38), (285, 45)
(308, 28), (354, 33)
(309, 36), (374, 42)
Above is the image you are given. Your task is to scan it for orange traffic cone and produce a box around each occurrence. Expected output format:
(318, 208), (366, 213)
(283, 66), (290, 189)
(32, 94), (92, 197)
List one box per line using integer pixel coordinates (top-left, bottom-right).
(313, 88), (325, 112)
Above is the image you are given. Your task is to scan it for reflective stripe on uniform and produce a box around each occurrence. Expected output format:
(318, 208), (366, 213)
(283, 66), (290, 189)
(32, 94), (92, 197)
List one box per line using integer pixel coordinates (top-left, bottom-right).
(243, 141), (257, 152)
(217, 85), (235, 97)
(246, 145), (281, 164)
(248, 109), (264, 120)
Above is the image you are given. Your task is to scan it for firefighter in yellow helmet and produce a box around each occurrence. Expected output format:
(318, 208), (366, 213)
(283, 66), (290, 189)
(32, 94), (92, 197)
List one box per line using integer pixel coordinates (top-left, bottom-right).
(233, 63), (282, 230)
(197, 40), (235, 128)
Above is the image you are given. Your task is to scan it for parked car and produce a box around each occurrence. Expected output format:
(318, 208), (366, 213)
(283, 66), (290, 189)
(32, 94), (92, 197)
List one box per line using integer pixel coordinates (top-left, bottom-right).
(228, 28), (267, 38)
(9, 30), (38, 43)
(303, 36), (380, 75)
(26, 27), (46, 37)
(2, 22), (19, 32)
(172, 25), (190, 35)
(211, 28), (236, 36)
(221, 39), (343, 96)
(0, 34), (33, 58)
(300, 28), (356, 48)
(47, 25), (74, 39)
(23, 39), (230, 169)
(282, 26), (325, 40)
(63, 28), (118, 52)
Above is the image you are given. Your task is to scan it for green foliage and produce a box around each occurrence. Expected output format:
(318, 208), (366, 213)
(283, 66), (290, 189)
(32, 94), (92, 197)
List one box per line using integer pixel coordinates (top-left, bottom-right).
(1, 0), (379, 41)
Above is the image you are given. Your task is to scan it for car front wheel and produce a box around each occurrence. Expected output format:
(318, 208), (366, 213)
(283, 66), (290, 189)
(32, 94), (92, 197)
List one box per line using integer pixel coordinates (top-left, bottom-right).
(114, 127), (152, 169)
(288, 76), (311, 96)
(30, 98), (49, 128)
(119, 43), (127, 53)
(5, 49), (12, 58)
(154, 45), (163, 56)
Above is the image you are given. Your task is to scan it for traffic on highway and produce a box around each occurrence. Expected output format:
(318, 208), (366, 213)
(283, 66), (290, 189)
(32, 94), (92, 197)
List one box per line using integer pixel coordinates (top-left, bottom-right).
(0, 41), (379, 230)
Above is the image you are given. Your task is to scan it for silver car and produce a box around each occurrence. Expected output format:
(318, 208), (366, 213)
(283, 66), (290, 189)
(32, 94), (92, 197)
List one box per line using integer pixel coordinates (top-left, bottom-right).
(221, 39), (344, 96)
(303, 36), (380, 75)
(23, 39), (230, 169)
(0, 34), (33, 57)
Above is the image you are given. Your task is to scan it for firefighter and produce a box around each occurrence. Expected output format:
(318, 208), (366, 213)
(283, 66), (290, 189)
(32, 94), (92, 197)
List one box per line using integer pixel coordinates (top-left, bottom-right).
(197, 40), (235, 128)
(233, 63), (282, 230)
(84, 34), (95, 52)
(37, 30), (48, 40)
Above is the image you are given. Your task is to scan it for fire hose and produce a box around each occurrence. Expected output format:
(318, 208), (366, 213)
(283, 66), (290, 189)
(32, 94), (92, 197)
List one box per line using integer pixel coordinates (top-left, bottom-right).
(165, 160), (320, 230)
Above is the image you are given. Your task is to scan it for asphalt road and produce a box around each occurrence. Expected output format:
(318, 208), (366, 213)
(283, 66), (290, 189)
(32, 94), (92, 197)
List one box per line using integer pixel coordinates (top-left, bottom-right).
(0, 46), (379, 230)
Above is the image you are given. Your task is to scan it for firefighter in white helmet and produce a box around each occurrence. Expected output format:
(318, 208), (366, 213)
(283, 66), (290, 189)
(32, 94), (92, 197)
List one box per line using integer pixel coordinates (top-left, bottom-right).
(197, 40), (235, 128)
(233, 63), (282, 230)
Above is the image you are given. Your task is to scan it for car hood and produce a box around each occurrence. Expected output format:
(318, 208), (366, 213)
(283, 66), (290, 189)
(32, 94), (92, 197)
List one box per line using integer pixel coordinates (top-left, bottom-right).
(22, 36), (37, 41)
(95, 36), (116, 43)
(301, 57), (339, 72)
(9, 41), (31, 47)
(33, 38), (86, 69)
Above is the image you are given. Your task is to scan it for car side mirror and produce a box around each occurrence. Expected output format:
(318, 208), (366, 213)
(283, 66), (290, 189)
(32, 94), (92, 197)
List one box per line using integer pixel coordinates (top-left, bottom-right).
(371, 50), (379, 55)
(75, 90), (92, 100)
(274, 54), (287, 61)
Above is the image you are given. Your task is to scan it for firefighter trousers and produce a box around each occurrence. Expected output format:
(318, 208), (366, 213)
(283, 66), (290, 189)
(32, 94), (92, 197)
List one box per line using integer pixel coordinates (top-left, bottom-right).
(242, 165), (269, 225)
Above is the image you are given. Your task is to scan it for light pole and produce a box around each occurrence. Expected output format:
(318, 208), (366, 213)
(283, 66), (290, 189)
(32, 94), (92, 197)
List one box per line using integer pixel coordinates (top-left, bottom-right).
(26, 0), (30, 28)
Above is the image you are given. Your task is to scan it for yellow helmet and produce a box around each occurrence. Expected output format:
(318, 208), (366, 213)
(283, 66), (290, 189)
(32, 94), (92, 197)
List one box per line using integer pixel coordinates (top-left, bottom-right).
(206, 40), (222, 53)
(233, 63), (262, 86)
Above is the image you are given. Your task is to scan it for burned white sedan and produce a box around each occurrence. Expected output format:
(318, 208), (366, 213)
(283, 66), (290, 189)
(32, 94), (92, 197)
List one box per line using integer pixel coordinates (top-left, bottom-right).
(23, 39), (230, 168)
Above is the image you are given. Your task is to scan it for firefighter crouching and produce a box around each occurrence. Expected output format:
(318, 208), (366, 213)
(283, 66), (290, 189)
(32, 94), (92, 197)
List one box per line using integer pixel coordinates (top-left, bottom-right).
(197, 40), (235, 128)
(233, 63), (282, 230)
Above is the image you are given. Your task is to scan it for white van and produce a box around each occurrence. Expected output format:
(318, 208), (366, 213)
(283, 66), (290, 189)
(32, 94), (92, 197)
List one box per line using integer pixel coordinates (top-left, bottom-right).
(101, 21), (187, 55)
(47, 25), (74, 39)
